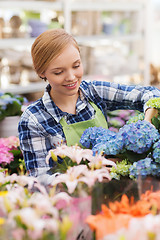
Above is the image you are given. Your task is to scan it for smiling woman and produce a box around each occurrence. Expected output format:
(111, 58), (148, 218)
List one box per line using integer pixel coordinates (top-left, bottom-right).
(18, 28), (160, 184)
(42, 44), (83, 114)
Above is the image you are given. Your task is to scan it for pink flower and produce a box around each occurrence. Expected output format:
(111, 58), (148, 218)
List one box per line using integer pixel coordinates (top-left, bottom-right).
(80, 167), (112, 187)
(0, 136), (19, 150)
(87, 154), (117, 170)
(12, 228), (25, 240)
(0, 137), (18, 165)
(28, 192), (58, 218)
(53, 192), (72, 210)
(46, 145), (94, 165)
(0, 148), (14, 164)
(51, 165), (88, 194)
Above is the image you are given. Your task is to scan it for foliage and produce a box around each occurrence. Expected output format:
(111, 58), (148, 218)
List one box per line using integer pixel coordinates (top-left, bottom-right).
(0, 92), (27, 121)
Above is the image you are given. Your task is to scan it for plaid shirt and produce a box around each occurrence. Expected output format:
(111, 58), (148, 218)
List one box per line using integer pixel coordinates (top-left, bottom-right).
(18, 80), (160, 178)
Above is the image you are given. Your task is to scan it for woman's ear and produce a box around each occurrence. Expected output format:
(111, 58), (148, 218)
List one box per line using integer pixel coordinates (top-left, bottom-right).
(39, 73), (47, 81)
(39, 76), (47, 81)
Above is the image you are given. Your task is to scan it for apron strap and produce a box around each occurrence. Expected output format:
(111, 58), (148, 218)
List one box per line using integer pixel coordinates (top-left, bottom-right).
(60, 102), (108, 147)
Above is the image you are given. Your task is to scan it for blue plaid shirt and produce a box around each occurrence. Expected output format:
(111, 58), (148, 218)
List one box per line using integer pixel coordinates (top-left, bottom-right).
(18, 80), (160, 177)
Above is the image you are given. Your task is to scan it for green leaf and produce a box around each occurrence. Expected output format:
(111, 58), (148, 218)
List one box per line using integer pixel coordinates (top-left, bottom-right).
(152, 116), (160, 131)
(5, 101), (22, 117)
(119, 150), (149, 163)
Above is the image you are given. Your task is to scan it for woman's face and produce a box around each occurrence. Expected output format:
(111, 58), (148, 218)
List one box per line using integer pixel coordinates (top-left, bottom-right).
(42, 44), (83, 99)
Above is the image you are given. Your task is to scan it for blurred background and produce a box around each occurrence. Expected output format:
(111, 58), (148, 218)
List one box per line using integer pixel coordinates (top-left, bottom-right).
(0, 0), (159, 101)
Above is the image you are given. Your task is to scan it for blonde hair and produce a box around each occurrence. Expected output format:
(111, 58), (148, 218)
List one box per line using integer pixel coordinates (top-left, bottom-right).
(31, 28), (80, 77)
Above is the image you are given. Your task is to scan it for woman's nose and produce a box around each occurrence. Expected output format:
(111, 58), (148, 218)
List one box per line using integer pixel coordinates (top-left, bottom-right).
(65, 70), (75, 81)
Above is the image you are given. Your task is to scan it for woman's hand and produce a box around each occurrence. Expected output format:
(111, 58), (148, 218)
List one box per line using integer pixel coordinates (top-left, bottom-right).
(144, 108), (158, 124)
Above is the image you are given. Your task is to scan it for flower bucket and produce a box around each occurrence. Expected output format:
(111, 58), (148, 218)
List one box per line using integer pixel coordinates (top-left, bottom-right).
(0, 116), (20, 137)
(92, 179), (139, 214)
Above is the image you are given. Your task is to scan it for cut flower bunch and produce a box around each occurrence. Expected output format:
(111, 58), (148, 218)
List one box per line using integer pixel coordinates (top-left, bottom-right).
(46, 145), (116, 194)
(86, 189), (160, 240)
(0, 172), (75, 240)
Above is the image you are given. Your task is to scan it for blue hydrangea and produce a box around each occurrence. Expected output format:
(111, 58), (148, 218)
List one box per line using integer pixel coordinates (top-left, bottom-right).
(153, 140), (160, 163)
(117, 120), (160, 154)
(92, 137), (124, 156)
(129, 158), (160, 178)
(80, 126), (117, 149)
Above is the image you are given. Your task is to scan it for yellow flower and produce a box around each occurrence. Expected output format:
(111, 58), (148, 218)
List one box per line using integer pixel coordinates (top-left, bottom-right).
(59, 215), (72, 240)
(51, 151), (58, 161)
(0, 191), (8, 197)
(0, 218), (5, 225)
(51, 150), (66, 161)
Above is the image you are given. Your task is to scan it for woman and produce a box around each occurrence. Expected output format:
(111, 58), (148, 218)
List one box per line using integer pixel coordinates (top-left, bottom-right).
(18, 28), (160, 183)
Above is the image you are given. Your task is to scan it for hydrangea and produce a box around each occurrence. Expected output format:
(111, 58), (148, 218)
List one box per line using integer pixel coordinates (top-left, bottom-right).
(117, 120), (160, 154)
(80, 127), (117, 149)
(126, 112), (144, 124)
(92, 137), (123, 156)
(0, 140), (14, 165)
(129, 158), (160, 179)
(146, 97), (160, 110)
(153, 140), (160, 163)
(110, 159), (132, 180)
(0, 92), (27, 121)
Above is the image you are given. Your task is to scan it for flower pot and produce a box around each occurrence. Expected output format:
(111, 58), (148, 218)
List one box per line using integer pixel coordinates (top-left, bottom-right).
(0, 116), (21, 137)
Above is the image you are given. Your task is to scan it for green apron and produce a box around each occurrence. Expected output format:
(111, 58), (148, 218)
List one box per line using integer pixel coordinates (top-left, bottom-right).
(59, 102), (108, 147)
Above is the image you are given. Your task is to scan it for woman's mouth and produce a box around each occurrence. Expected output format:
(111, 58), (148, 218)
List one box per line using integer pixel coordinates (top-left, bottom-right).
(64, 81), (78, 89)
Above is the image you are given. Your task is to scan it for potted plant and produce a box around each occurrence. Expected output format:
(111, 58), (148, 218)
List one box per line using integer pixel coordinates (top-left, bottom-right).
(0, 92), (27, 137)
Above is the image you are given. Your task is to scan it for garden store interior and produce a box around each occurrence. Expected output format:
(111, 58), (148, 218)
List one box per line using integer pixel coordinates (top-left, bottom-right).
(0, 0), (160, 99)
(1, 1), (160, 240)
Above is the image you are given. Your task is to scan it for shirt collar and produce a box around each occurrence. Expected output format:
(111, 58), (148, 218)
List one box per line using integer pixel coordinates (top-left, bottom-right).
(42, 84), (65, 123)
(42, 83), (90, 122)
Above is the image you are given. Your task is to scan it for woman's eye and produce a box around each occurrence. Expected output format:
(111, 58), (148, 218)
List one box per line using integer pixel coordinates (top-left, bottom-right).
(54, 71), (63, 75)
(73, 64), (80, 69)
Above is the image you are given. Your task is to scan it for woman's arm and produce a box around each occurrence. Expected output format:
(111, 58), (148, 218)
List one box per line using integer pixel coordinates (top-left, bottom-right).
(82, 80), (160, 112)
